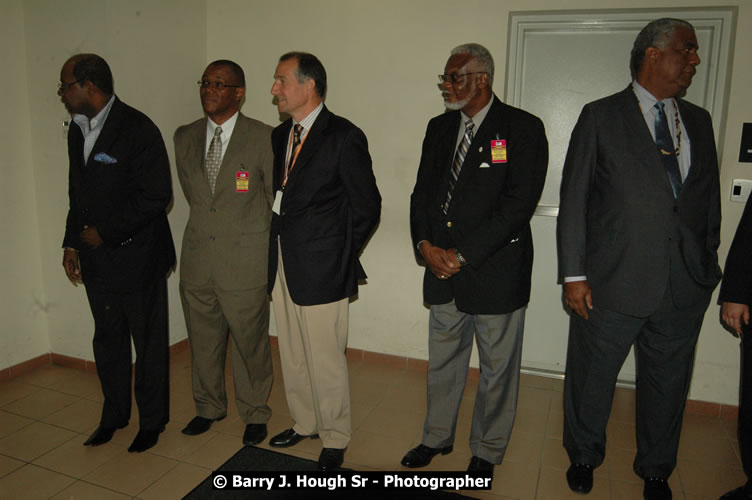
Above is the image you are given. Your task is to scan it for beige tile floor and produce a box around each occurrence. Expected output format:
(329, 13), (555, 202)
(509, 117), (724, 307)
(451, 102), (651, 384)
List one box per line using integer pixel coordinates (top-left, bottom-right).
(0, 345), (745, 499)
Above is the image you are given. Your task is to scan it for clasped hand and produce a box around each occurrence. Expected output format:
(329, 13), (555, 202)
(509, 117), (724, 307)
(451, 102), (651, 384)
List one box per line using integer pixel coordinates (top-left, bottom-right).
(420, 242), (460, 280)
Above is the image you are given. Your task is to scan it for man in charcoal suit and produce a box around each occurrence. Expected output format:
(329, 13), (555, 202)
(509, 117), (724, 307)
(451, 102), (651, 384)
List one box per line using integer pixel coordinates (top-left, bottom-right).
(557, 18), (722, 499)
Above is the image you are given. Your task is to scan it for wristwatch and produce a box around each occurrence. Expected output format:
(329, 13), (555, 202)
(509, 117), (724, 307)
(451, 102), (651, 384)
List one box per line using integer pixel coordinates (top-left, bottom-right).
(455, 250), (467, 267)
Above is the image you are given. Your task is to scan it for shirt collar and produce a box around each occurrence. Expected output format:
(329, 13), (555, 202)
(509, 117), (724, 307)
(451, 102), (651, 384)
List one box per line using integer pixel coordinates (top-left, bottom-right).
(460, 94), (494, 130)
(73, 94), (116, 134)
(293, 102), (324, 133)
(207, 110), (239, 141)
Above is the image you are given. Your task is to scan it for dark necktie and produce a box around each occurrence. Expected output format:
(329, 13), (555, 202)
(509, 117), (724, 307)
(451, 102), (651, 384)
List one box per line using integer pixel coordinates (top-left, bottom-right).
(443, 118), (475, 214)
(287, 124), (303, 170)
(654, 102), (682, 198)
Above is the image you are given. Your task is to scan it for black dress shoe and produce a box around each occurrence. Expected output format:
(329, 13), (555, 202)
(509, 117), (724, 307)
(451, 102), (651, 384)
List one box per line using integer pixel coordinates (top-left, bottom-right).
(566, 463), (593, 494)
(400, 444), (453, 468)
(643, 477), (671, 500)
(269, 428), (319, 448)
(242, 423), (268, 446)
(318, 448), (345, 471)
(83, 425), (118, 446)
(181, 415), (225, 436)
(721, 485), (752, 499)
(128, 426), (165, 453)
(467, 456), (495, 476)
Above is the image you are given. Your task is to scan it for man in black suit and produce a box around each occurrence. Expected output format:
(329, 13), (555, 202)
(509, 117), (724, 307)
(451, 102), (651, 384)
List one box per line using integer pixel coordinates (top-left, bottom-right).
(402, 43), (548, 476)
(266, 52), (381, 471)
(557, 19), (721, 499)
(719, 196), (752, 500)
(59, 54), (175, 453)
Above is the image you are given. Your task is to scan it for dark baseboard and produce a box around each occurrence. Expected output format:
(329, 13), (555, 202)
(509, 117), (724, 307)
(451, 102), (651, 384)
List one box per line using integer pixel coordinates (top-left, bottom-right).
(0, 337), (737, 419)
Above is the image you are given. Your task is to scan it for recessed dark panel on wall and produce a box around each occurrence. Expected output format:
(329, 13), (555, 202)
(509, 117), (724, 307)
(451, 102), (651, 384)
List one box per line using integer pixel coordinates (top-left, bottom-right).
(741, 123), (752, 163)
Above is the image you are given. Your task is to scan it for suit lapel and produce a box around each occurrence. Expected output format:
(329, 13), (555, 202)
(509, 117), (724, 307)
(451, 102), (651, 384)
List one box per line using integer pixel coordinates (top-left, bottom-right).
(185, 118), (212, 195)
(216, 114), (247, 194)
(283, 106), (330, 189)
(451, 97), (501, 194)
(618, 87), (676, 195)
(85, 97), (123, 169)
(675, 98), (700, 186)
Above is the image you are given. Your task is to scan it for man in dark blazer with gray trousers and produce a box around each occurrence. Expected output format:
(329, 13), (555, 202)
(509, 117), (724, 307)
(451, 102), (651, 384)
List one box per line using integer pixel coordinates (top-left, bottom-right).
(557, 19), (721, 499)
(59, 54), (175, 453)
(403, 43), (548, 476)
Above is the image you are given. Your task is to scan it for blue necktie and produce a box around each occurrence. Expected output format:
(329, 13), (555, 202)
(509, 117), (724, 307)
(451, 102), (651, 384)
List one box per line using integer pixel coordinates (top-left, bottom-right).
(654, 102), (682, 198)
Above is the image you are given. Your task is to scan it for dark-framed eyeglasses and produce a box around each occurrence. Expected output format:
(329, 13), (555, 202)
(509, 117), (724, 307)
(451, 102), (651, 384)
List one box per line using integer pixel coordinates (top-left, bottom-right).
(437, 72), (485, 84)
(57, 79), (82, 92)
(197, 80), (243, 90)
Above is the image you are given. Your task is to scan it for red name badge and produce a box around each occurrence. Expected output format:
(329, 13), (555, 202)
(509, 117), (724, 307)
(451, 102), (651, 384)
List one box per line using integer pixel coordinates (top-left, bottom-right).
(491, 140), (507, 163)
(236, 171), (249, 192)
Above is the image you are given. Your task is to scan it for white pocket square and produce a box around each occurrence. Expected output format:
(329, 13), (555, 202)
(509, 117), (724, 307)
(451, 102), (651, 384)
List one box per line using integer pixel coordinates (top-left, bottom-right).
(94, 152), (118, 164)
(479, 162), (490, 168)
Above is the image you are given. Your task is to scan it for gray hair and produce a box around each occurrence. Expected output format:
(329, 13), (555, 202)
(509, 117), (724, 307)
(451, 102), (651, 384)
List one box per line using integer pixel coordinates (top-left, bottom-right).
(451, 43), (494, 87)
(630, 18), (694, 79)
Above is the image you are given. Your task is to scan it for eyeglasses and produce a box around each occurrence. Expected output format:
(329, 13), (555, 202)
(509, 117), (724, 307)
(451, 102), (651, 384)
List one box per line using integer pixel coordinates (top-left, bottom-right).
(197, 80), (243, 90)
(437, 72), (486, 84)
(57, 79), (82, 92)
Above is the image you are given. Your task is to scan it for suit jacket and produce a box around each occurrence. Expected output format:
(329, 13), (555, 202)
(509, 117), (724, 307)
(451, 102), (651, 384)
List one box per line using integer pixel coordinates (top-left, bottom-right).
(63, 97), (175, 293)
(410, 96), (548, 315)
(719, 195), (752, 306)
(557, 86), (722, 317)
(174, 113), (274, 290)
(267, 106), (381, 306)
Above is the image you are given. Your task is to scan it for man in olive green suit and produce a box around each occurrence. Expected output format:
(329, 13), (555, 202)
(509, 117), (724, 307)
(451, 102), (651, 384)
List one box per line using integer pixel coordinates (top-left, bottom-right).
(174, 60), (274, 446)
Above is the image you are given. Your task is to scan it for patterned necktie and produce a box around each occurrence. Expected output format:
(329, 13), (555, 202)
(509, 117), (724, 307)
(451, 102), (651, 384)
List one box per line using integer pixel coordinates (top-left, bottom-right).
(654, 102), (682, 198)
(206, 126), (223, 194)
(288, 124), (303, 170)
(443, 118), (475, 214)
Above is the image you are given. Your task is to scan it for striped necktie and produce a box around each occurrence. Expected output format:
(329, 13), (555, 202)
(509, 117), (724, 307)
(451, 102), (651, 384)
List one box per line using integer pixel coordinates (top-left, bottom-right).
(443, 118), (474, 214)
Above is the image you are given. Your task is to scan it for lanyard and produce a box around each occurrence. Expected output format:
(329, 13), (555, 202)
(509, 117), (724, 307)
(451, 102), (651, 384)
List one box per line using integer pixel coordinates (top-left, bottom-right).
(282, 125), (309, 188)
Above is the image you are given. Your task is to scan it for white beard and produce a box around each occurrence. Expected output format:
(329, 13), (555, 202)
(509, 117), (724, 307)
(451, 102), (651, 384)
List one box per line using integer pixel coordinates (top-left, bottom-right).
(443, 81), (476, 111)
(444, 97), (470, 111)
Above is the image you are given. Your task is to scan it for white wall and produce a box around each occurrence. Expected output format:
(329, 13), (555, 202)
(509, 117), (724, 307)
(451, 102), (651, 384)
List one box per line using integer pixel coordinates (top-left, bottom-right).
(0, 1), (51, 368)
(5, 0), (752, 405)
(208, 0), (752, 405)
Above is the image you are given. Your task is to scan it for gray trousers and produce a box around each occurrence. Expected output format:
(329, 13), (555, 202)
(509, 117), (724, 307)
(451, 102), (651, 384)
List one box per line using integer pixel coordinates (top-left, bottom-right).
(563, 286), (709, 478)
(422, 302), (525, 464)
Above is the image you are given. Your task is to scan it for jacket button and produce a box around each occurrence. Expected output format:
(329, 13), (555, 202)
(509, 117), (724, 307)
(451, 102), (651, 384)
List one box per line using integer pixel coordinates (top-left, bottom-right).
(446, 221), (453, 228)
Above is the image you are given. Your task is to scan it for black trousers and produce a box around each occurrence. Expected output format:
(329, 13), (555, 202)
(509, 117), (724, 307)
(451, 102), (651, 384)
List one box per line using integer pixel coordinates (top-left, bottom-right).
(740, 324), (752, 483)
(85, 277), (169, 430)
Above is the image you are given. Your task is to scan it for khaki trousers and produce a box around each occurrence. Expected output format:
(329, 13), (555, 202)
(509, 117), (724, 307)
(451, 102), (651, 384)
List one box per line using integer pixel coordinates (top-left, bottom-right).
(271, 244), (351, 449)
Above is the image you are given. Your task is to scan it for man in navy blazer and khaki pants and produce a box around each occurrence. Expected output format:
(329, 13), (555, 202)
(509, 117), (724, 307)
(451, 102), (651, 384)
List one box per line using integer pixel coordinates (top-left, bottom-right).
(403, 43), (548, 475)
(266, 52), (381, 471)
(59, 54), (175, 453)
(557, 19), (722, 499)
